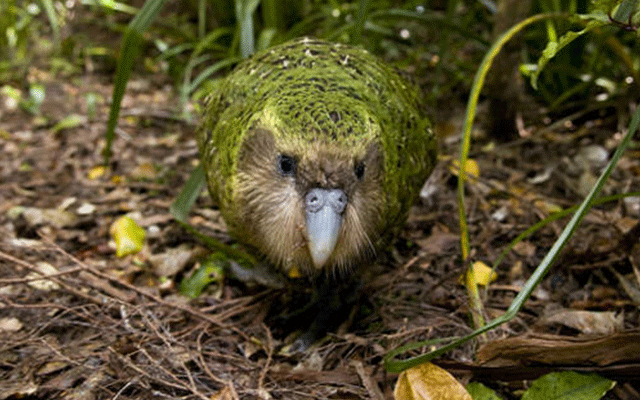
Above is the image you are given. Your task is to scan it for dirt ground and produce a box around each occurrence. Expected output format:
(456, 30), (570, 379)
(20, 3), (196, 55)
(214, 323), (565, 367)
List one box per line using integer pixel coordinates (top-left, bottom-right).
(2, 31), (640, 400)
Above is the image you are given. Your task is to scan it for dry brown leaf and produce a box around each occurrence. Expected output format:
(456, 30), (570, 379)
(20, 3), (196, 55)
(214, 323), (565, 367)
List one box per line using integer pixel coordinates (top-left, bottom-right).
(477, 332), (640, 367)
(539, 310), (623, 335)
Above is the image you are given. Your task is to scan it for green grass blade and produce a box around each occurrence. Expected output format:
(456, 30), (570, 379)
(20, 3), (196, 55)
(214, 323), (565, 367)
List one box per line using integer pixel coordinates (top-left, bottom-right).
(384, 12), (564, 373)
(491, 190), (640, 271)
(82, 0), (138, 14)
(103, 0), (168, 162)
(39, 0), (59, 41)
(170, 164), (205, 223)
(351, 0), (371, 45)
(197, 0), (205, 38)
(235, 0), (260, 58)
(187, 57), (240, 96)
(457, 13), (562, 262)
(261, 0), (280, 31)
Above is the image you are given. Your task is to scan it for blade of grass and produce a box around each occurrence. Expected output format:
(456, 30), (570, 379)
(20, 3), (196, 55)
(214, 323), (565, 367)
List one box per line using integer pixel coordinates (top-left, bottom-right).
(458, 12), (562, 262)
(261, 0), (280, 32)
(235, 0), (260, 58)
(351, 0), (371, 45)
(170, 164), (205, 223)
(39, 0), (60, 41)
(197, 0), (205, 38)
(187, 57), (240, 99)
(82, 0), (138, 14)
(103, 0), (168, 162)
(491, 190), (640, 270)
(384, 12), (564, 373)
(170, 165), (261, 270)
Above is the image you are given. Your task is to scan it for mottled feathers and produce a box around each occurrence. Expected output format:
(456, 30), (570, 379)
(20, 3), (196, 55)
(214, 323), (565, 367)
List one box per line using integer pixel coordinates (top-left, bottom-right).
(197, 37), (436, 275)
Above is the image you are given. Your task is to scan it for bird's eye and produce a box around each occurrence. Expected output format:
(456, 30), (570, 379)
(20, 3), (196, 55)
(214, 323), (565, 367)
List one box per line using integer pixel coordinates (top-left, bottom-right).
(354, 162), (365, 180)
(277, 154), (297, 176)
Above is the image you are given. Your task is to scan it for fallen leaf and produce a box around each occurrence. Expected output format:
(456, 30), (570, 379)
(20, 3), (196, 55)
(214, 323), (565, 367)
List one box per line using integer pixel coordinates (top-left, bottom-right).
(87, 165), (106, 180)
(11, 206), (78, 228)
(521, 371), (614, 400)
(394, 362), (472, 400)
(26, 262), (60, 291)
(179, 254), (225, 298)
(466, 382), (502, 400)
(451, 159), (480, 184)
(540, 310), (623, 335)
(149, 244), (193, 277)
(0, 317), (23, 332)
(461, 261), (497, 287)
(110, 215), (146, 257)
(416, 232), (459, 254)
(51, 114), (86, 134)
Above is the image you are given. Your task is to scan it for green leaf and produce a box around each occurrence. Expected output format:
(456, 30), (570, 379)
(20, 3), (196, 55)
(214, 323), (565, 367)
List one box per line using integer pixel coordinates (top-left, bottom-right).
(81, 0), (138, 14)
(466, 382), (503, 400)
(590, 0), (622, 14)
(256, 27), (277, 51)
(528, 19), (605, 90)
(522, 372), (615, 400)
(179, 254), (226, 298)
(51, 114), (85, 134)
(611, 0), (639, 23)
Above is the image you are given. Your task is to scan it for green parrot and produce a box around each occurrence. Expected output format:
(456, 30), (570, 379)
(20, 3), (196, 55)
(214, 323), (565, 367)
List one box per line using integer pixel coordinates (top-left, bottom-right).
(197, 37), (437, 346)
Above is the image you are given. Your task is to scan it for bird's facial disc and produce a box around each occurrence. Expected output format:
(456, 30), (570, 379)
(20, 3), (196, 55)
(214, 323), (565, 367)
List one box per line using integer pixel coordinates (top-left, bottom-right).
(305, 188), (347, 269)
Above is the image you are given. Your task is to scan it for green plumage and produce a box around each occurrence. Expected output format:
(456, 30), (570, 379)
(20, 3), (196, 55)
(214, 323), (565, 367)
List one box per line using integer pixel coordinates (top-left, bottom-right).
(197, 38), (436, 275)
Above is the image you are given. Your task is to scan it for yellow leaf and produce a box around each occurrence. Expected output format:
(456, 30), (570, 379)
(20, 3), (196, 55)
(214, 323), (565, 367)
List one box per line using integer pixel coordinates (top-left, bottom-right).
(87, 165), (106, 180)
(470, 261), (497, 286)
(110, 216), (146, 257)
(394, 363), (472, 400)
(450, 159), (480, 184)
(131, 162), (157, 180)
(534, 199), (562, 214)
(459, 261), (497, 287)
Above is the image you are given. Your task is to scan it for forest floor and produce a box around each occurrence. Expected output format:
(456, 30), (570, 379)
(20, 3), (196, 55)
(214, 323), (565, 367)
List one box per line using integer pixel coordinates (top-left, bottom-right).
(2, 22), (640, 400)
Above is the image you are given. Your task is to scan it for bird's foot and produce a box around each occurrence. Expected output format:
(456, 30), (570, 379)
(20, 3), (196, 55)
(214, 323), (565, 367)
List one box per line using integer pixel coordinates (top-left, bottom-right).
(271, 275), (362, 353)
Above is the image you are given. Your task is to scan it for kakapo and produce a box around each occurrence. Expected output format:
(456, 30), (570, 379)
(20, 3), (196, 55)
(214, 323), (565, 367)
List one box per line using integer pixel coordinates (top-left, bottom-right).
(197, 38), (437, 282)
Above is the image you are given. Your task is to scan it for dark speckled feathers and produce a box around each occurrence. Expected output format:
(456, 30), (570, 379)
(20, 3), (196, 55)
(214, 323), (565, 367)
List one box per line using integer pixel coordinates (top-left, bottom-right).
(197, 38), (436, 274)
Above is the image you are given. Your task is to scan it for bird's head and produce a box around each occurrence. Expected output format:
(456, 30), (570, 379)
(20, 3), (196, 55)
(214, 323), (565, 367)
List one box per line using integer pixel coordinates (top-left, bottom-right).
(230, 105), (387, 276)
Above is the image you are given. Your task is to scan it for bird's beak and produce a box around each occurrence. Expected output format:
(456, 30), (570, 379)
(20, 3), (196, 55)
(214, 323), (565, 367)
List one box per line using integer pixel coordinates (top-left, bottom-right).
(305, 188), (347, 269)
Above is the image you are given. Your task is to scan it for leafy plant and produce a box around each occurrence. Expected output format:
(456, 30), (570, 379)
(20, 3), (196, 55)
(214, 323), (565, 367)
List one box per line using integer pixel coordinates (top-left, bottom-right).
(0, 0), (58, 80)
(524, 0), (640, 112)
